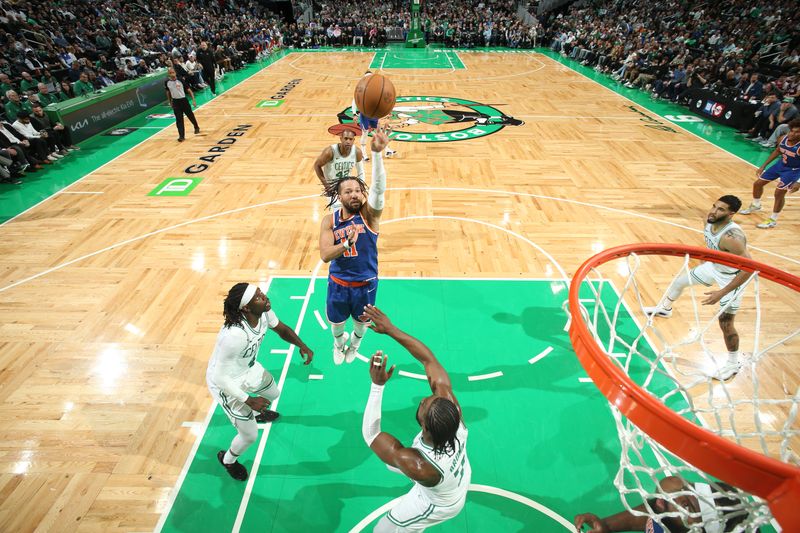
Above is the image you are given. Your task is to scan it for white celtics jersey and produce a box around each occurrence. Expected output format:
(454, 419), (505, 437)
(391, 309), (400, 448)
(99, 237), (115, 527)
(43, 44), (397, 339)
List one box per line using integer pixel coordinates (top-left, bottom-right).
(322, 143), (358, 183)
(206, 310), (279, 390)
(703, 220), (743, 275)
(411, 422), (471, 506)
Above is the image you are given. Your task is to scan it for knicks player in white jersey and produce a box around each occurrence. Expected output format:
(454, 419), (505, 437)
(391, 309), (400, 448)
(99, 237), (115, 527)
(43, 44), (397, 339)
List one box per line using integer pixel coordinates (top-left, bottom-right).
(360, 305), (470, 532)
(207, 282), (314, 480)
(644, 195), (752, 381)
(314, 124), (365, 196)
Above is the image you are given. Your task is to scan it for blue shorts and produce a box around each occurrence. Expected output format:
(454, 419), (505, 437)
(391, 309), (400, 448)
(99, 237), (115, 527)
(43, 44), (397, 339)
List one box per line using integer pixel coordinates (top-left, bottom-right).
(358, 114), (379, 130)
(326, 277), (378, 323)
(760, 162), (800, 189)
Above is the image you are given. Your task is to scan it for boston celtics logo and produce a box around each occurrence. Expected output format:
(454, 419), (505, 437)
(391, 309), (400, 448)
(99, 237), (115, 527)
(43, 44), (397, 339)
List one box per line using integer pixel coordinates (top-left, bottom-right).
(337, 96), (524, 142)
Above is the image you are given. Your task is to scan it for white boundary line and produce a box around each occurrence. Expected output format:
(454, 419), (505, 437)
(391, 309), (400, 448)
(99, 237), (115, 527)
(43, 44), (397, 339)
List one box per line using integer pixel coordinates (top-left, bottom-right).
(313, 309), (328, 330)
(2, 186), (798, 295)
(528, 346), (553, 365)
(347, 483), (574, 532)
(0, 53), (290, 229)
(231, 260), (322, 533)
(468, 371), (504, 381)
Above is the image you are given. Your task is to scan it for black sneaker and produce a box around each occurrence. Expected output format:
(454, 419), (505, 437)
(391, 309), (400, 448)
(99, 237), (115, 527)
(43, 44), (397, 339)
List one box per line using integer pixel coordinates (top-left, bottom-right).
(177, 137), (185, 142)
(255, 410), (280, 423)
(217, 450), (247, 481)
(194, 127), (200, 134)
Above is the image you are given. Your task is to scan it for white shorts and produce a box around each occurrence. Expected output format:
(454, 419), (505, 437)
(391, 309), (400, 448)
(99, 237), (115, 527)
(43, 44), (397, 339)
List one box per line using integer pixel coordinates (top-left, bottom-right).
(689, 261), (745, 315)
(207, 363), (279, 424)
(374, 485), (467, 532)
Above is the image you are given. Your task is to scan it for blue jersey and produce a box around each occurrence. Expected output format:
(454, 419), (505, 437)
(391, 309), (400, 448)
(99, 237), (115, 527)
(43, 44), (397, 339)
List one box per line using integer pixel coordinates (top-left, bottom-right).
(778, 136), (800, 168)
(329, 209), (378, 282)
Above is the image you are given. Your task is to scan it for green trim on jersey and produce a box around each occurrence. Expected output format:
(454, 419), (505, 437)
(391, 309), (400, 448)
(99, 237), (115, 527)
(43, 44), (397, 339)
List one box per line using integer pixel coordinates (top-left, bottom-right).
(219, 391), (252, 421)
(251, 375), (275, 394)
(388, 504), (435, 526)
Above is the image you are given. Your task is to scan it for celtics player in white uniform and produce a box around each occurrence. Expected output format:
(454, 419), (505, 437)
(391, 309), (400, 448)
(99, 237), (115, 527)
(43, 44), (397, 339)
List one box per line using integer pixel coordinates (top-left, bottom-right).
(644, 195), (752, 381)
(207, 283), (314, 480)
(360, 305), (470, 532)
(314, 126), (365, 196)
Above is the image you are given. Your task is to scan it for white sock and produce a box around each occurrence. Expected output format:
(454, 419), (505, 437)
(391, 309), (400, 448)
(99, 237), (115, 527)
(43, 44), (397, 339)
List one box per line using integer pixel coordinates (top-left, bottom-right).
(752, 199), (761, 208)
(350, 321), (369, 350)
(727, 351), (739, 365)
(331, 322), (346, 348)
(659, 296), (676, 311)
(770, 212), (779, 221)
(361, 135), (367, 154)
(224, 448), (240, 464)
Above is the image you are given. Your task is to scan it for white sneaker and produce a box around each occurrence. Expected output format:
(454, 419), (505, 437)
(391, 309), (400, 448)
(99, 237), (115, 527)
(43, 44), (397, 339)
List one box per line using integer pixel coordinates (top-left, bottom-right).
(363, 155), (370, 162)
(344, 342), (361, 364)
(385, 149), (396, 157)
(711, 360), (744, 381)
(50, 152), (64, 159)
(739, 204), (761, 215)
(643, 306), (672, 318)
(333, 332), (349, 365)
(47, 154), (58, 161)
(757, 218), (777, 229)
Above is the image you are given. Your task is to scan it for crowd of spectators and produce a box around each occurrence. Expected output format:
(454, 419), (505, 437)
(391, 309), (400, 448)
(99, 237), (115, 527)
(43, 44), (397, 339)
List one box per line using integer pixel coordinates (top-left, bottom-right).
(5, 0), (796, 185)
(546, 0), (799, 148)
(0, 0), (285, 184)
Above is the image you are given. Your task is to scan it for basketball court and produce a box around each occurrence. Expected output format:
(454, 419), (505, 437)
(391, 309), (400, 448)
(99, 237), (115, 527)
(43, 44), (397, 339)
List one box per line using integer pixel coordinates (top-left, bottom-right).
(0, 47), (797, 532)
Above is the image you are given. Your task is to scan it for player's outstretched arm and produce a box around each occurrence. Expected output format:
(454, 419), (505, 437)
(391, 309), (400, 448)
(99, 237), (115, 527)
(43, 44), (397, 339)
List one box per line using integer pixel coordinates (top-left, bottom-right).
(702, 227), (752, 305)
(362, 353), (442, 487)
(272, 320), (314, 365)
(360, 305), (460, 412)
(364, 126), (389, 229)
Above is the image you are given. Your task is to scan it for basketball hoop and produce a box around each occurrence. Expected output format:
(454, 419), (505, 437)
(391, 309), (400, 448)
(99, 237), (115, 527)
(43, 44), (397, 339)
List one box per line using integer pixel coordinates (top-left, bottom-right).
(568, 243), (800, 531)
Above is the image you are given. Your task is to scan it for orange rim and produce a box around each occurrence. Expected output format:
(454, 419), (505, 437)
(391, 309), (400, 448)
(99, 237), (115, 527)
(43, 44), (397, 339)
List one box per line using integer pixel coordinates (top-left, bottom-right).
(568, 243), (800, 530)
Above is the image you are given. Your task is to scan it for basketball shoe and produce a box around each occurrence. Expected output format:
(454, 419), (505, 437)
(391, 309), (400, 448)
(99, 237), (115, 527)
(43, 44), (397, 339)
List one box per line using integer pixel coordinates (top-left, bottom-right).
(739, 204), (762, 215)
(333, 332), (349, 365)
(217, 450), (247, 481)
(643, 306), (672, 318)
(711, 360), (744, 381)
(757, 218), (777, 229)
(344, 342), (361, 364)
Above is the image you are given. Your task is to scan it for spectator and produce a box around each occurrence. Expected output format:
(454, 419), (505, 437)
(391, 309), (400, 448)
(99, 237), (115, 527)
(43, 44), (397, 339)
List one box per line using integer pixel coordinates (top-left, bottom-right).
(19, 71), (37, 95)
(30, 103), (78, 153)
(760, 98), (799, 148)
(60, 79), (75, 100)
(742, 73), (764, 101)
(72, 72), (94, 97)
(11, 110), (63, 162)
(66, 60), (83, 82)
(746, 93), (781, 142)
(4, 90), (32, 121)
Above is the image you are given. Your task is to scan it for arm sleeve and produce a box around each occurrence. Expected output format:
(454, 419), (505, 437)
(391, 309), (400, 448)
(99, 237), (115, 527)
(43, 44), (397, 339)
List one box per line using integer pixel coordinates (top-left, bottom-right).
(355, 157), (365, 182)
(265, 309), (279, 329)
(362, 383), (384, 446)
(367, 152), (386, 211)
(210, 331), (250, 402)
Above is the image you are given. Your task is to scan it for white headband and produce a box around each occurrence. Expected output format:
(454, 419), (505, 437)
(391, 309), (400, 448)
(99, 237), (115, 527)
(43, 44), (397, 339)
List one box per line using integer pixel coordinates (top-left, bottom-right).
(239, 284), (257, 310)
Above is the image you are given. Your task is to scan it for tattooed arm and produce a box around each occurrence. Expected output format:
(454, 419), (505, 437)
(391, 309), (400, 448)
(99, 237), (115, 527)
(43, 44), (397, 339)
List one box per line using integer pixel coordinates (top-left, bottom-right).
(702, 227), (753, 305)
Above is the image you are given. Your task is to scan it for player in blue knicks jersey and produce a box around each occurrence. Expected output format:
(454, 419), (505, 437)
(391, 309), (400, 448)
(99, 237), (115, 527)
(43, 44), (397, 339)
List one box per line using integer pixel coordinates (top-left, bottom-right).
(740, 118), (800, 229)
(319, 125), (391, 365)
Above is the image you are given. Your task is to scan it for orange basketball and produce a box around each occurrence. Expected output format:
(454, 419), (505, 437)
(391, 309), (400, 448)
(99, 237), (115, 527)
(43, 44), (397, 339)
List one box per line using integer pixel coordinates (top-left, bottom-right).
(354, 74), (396, 119)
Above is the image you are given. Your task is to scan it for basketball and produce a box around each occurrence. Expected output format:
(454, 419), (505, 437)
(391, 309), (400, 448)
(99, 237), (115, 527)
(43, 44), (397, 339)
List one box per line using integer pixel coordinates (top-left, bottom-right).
(354, 73), (396, 119)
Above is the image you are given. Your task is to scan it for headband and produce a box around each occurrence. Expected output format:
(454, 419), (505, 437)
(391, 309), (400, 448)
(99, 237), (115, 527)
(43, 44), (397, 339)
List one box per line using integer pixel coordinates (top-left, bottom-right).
(239, 284), (257, 310)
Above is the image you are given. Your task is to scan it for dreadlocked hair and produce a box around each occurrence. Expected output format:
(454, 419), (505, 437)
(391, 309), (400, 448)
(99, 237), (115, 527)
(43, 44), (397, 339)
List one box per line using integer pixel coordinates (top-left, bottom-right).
(324, 175), (369, 209)
(223, 282), (249, 328)
(425, 397), (461, 457)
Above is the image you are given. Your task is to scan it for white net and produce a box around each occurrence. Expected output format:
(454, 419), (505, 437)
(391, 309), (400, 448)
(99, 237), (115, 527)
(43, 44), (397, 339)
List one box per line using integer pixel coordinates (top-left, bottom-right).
(573, 250), (800, 532)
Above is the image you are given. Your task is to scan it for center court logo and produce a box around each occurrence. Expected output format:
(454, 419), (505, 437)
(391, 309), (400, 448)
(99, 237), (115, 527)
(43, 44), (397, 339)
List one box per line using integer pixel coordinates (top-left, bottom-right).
(337, 96), (524, 142)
